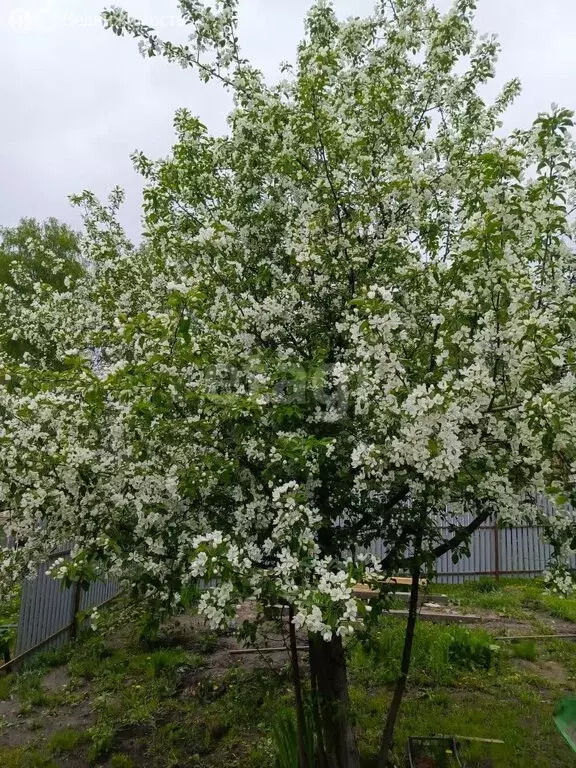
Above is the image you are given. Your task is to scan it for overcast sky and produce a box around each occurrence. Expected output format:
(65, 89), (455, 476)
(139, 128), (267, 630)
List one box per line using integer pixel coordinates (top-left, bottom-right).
(1, 0), (575, 240)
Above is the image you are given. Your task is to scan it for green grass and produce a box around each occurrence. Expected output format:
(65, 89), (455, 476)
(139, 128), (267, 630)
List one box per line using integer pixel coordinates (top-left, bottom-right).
(394, 684), (570, 767)
(2, 586), (576, 767)
(10, 647), (73, 713)
(110, 754), (136, 768)
(350, 619), (500, 688)
(0, 746), (57, 768)
(511, 640), (538, 661)
(541, 593), (576, 623)
(436, 577), (576, 624)
(350, 645), (573, 766)
(47, 728), (87, 754)
(66, 631), (208, 761)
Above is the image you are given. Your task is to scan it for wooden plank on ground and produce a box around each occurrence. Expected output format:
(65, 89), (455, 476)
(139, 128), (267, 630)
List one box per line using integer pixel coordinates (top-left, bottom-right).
(387, 609), (482, 624)
(382, 576), (428, 586)
(352, 585), (448, 604)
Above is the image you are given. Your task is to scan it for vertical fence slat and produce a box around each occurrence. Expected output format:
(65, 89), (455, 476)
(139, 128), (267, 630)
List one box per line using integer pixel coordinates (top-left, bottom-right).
(14, 553), (119, 660)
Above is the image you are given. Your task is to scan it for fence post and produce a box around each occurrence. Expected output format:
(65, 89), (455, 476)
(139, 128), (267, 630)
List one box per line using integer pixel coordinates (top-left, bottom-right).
(69, 582), (81, 641)
(493, 519), (500, 583)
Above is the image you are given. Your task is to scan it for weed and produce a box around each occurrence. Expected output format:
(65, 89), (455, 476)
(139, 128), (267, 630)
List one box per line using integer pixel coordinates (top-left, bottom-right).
(110, 754), (136, 768)
(88, 722), (115, 762)
(447, 627), (499, 671)
(32, 647), (70, 669)
(0, 746), (58, 768)
(48, 727), (86, 753)
(0, 673), (12, 700)
(350, 619), (498, 687)
(68, 636), (112, 680)
(16, 676), (48, 709)
(512, 640), (538, 662)
(270, 708), (299, 768)
(475, 577), (500, 593)
(270, 702), (315, 768)
(145, 648), (200, 677)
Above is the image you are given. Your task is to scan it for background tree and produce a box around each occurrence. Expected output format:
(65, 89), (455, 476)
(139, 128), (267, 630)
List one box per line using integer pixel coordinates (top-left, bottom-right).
(1, 1), (576, 765)
(0, 217), (84, 365)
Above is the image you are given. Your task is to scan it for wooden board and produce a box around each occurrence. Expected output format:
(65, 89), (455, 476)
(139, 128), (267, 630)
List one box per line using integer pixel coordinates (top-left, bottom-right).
(352, 585), (448, 604)
(381, 576), (428, 586)
(387, 609), (482, 624)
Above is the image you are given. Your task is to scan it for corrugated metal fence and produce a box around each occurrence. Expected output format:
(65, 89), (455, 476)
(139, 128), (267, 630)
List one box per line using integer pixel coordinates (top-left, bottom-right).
(370, 495), (576, 584)
(10, 497), (575, 662)
(14, 547), (119, 659)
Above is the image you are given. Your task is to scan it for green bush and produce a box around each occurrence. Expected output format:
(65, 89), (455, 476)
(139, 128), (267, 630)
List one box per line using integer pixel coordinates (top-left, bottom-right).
(447, 627), (499, 671)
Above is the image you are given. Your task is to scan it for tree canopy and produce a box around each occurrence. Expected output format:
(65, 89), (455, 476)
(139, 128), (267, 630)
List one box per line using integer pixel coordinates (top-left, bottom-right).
(0, 217), (84, 365)
(1, 2), (576, 761)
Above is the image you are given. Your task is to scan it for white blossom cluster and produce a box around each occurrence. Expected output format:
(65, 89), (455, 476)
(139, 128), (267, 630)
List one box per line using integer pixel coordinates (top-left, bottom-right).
(1, 0), (576, 638)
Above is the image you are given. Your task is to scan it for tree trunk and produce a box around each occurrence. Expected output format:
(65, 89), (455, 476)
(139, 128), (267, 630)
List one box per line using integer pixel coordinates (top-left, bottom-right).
(289, 605), (310, 768)
(309, 633), (361, 768)
(309, 649), (329, 768)
(377, 563), (421, 767)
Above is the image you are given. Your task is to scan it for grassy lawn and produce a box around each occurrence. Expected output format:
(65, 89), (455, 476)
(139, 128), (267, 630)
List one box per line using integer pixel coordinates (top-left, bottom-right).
(0, 580), (574, 766)
(436, 577), (576, 624)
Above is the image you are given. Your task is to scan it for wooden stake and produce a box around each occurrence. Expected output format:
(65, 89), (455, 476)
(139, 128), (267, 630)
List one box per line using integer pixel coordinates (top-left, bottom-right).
(229, 645), (308, 655)
(493, 633), (576, 641)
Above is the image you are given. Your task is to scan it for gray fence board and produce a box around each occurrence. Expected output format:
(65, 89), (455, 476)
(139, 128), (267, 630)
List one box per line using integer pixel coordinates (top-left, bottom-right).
(369, 496), (576, 583)
(15, 552), (119, 659)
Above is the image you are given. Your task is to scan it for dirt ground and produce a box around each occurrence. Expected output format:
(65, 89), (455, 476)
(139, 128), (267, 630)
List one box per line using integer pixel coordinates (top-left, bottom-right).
(1, 593), (575, 766)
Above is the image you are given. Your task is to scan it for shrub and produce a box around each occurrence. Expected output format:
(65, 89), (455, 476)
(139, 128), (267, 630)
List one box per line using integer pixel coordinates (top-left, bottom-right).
(48, 728), (85, 754)
(447, 627), (499, 671)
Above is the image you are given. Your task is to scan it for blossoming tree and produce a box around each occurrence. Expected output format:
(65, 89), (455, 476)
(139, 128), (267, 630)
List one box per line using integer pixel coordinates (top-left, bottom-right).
(1, 1), (576, 764)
